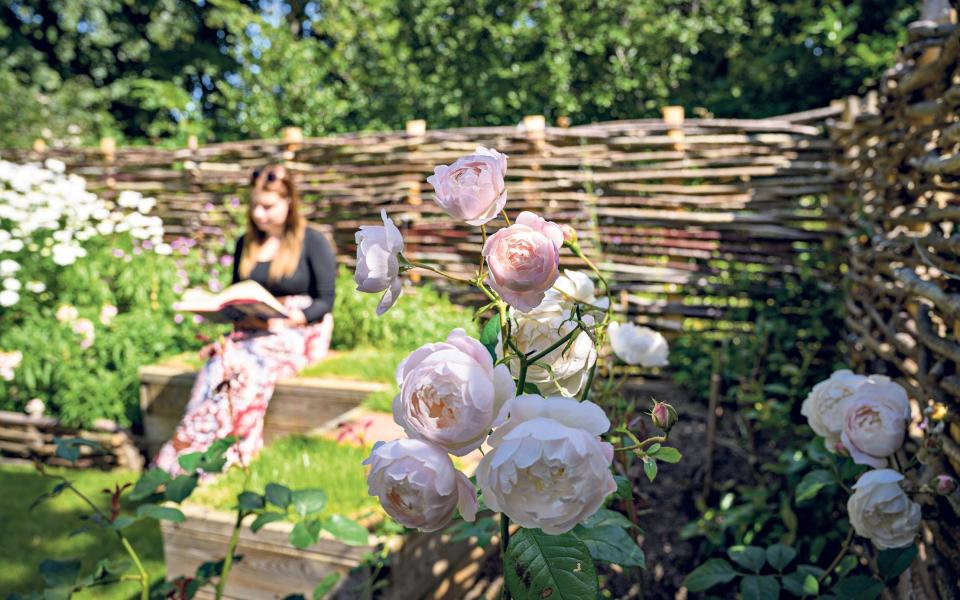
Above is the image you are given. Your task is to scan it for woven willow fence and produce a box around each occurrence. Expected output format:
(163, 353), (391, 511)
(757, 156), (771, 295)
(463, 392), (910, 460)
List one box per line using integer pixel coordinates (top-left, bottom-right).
(830, 10), (960, 594)
(5, 107), (839, 337)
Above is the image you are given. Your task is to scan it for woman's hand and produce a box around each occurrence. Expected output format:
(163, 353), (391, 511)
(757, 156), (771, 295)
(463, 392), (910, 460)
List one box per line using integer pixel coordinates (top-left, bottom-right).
(269, 308), (307, 331)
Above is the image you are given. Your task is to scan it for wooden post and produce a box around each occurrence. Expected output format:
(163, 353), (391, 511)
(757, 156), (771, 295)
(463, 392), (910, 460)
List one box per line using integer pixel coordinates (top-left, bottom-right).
(32, 138), (46, 153)
(523, 115), (546, 142)
(100, 137), (116, 189)
(187, 135), (199, 151)
(406, 120), (426, 206)
(282, 126), (303, 159)
(662, 106), (685, 152)
(556, 116), (571, 128)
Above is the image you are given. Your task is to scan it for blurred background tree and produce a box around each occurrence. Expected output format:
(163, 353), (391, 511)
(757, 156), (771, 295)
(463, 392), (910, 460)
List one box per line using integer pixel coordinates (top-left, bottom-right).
(0, 0), (916, 148)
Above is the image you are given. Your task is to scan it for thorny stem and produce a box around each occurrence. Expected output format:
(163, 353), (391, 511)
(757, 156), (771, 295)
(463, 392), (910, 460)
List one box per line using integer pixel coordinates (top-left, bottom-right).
(819, 527), (856, 585)
(616, 433), (668, 454)
(41, 474), (150, 600)
(404, 258), (474, 284)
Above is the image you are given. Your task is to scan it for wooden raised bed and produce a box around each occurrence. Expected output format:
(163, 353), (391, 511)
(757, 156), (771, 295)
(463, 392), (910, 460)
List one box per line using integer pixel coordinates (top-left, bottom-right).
(139, 362), (389, 458)
(162, 503), (489, 599)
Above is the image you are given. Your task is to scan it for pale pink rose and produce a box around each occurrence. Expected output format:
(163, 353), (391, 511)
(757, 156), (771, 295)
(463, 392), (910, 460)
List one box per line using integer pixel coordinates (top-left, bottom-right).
(354, 209), (405, 315)
(482, 211), (563, 312)
(426, 147), (508, 226)
(847, 469), (921, 549)
(477, 395), (617, 534)
(72, 318), (95, 349)
(801, 370), (869, 452)
(364, 438), (477, 532)
(840, 378), (911, 468)
(394, 329), (514, 456)
(99, 304), (118, 326)
(0, 350), (23, 381)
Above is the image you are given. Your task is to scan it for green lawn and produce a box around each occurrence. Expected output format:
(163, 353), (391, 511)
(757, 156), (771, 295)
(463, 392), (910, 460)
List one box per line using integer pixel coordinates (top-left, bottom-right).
(0, 464), (164, 599)
(190, 435), (380, 518)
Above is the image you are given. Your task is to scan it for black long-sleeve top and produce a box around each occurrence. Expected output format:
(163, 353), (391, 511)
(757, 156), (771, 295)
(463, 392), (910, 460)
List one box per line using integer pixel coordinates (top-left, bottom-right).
(231, 227), (336, 323)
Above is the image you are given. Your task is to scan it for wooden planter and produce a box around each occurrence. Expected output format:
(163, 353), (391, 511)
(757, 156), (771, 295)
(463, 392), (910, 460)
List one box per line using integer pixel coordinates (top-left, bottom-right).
(161, 504), (488, 599)
(139, 363), (389, 458)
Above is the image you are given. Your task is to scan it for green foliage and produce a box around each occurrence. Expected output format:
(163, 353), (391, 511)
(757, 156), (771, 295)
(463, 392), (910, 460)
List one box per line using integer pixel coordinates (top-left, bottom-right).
(1, 0), (917, 148)
(331, 266), (475, 351)
(504, 528), (598, 600)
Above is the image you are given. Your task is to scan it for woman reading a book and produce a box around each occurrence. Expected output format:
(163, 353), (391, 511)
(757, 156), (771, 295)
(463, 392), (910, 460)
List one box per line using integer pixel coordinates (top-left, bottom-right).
(155, 165), (336, 474)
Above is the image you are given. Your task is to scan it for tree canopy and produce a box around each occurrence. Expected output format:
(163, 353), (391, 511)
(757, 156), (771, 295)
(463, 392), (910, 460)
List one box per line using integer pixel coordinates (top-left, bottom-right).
(0, 0), (916, 148)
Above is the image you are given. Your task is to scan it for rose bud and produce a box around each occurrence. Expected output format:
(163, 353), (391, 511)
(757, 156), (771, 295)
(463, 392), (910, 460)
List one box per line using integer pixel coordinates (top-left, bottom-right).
(651, 401), (678, 432)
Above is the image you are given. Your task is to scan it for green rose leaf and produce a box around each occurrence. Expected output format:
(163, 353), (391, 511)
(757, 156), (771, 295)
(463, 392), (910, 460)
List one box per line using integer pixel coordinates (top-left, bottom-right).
(291, 489), (327, 517)
(136, 504), (186, 523)
(833, 575), (884, 600)
(177, 452), (204, 473)
(877, 545), (917, 582)
(612, 475), (633, 502)
(251, 512), (286, 533)
(643, 457), (657, 482)
(480, 317), (501, 363)
(572, 519), (645, 568)
(651, 446), (682, 463)
(164, 474), (199, 503)
(238, 491), (265, 511)
(504, 528), (598, 600)
(682, 558), (737, 592)
(323, 515), (369, 546)
(766, 544), (797, 571)
(111, 515), (139, 531)
(265, 483), (292, 509)
(129, 468), (170, 501)
(728, 545), (766, 573)
(39, 558), (82, 587)
(795, 469), (834, 504)
(741, 575), (780, 600)
(289, 520), (323, 549)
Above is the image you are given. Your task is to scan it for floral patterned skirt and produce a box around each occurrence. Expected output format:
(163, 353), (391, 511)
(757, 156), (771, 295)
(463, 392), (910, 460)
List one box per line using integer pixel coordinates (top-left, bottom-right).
(154, 295), (333, 475)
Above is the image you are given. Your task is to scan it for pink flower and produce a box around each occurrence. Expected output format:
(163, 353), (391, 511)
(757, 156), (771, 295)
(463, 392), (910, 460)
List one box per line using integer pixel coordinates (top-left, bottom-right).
(840, 378), (911, 468)
(99, 304), (118, 326)
(0, 350), (22, 381)
(354, 209), (405, 315)
(482, 211), (563, 312)
(427, 147), (508, 226)
(364, 438), (477, 532)
(72, 318), (95, 349)
(174, 314), (184, 324)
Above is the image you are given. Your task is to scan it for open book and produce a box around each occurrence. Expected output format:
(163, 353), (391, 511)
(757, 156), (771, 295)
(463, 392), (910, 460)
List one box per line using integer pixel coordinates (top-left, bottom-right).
(174, 280), (288, 323)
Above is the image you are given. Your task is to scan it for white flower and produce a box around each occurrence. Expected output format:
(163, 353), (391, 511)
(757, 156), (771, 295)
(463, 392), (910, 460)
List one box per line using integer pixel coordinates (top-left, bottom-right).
(154, 242), (172, 255)
(841, 378), (911, 468)
(0, 290), (19, 307)
(0, 259), (20, 277)
(56, 304), (79, 323)
(72, 318), (95, 349)
(801, 370), (869, 452)
(394, 329), (514, 456)
(847, 469), (921, 550)
(608, 321), (669, 367)
(26, 281), (45, 294)
(0, 350), (22, 381)
(477, 395), (617, 534)
(51, 244), (86, 266)
(2, 239), (23, 253)
(500, 308), (597, 396)
(3, 278), (21, 291)
(537, 269), (610, 313)
(117, 190), (142, 209)
(364, 438), (477, 532)
(44, 159), (66, 173)
(354, 209), (405, 315)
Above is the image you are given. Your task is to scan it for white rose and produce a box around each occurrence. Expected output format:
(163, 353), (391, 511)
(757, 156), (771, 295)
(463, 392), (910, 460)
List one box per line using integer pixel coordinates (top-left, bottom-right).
(840, 378), (911, 468)
(500, 308), (597, 396)
(536, 269), (610, 314)
(364, 438), (477, 532)
(847, 469), (921, 550)
(801, 370), (870, 451)
(608, 321), (669, 367)
(0, 290), (19, 307)
(354, 209), (405, 315)
(477, 394), (617, 534)
(394, 328), (514, 456)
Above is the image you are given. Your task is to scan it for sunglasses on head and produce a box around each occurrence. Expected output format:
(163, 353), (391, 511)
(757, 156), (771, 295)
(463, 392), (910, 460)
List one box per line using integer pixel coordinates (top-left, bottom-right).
(250, 169), (279, 183)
